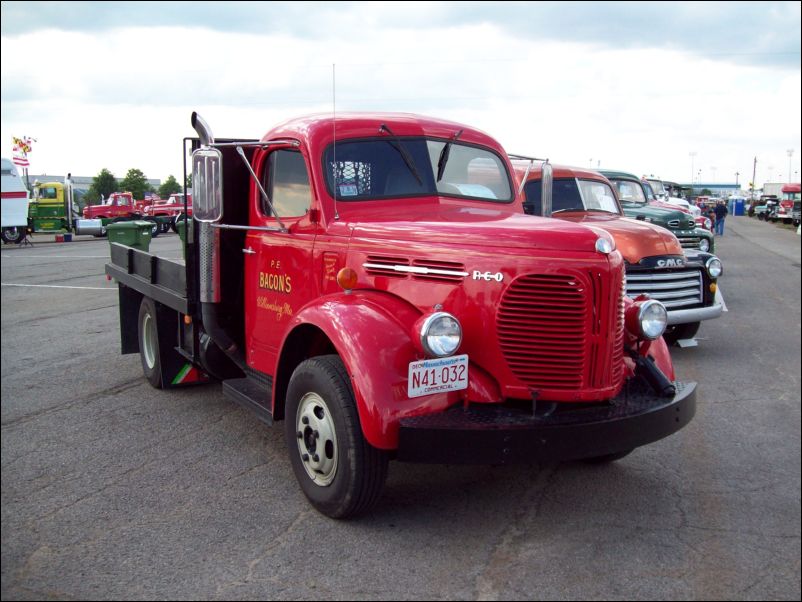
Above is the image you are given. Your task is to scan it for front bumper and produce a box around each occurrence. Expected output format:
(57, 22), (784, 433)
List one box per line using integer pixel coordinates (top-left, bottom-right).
(397, 380), (696, 464)
(666, 300), (724, 325)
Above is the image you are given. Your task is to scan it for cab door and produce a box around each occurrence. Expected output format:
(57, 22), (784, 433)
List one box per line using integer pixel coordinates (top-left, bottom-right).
(244, 146), (319, 376)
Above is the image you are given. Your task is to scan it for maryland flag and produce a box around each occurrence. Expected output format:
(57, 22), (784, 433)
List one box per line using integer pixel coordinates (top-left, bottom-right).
(12, 136), (35, 168)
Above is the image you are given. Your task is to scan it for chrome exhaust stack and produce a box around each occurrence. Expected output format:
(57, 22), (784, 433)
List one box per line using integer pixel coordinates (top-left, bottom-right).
(191, 112), (242, 366)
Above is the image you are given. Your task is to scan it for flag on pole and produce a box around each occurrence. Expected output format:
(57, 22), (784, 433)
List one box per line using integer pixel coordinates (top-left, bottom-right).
(12, 135), (35, 167)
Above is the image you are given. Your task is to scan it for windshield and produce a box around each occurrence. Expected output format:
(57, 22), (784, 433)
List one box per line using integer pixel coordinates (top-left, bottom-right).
(523, 178), (620, 215)
(646, 179), (665, 195)
(612, 179), (647, 205)
(322, 137), (512, 202)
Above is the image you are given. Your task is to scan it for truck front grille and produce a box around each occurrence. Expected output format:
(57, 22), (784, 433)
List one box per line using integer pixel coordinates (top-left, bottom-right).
(676, 236), (702, 249)
(496, 274), (589, 390)
(626, 268), (703, 309)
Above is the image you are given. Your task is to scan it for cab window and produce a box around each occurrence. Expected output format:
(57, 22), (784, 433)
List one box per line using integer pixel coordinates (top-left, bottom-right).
(263, 150), (312, 218)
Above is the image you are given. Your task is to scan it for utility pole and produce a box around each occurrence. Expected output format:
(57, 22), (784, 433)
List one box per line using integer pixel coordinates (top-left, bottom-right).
(751, 156), (757, 200)
(689, 151), (696, 186)
(788, 149), (794, 184)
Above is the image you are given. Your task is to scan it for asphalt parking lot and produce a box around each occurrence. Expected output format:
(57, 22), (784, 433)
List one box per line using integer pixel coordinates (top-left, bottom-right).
(2, 219), (800, 601)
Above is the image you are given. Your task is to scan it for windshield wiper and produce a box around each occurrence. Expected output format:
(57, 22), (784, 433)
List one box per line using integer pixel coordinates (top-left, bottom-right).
(379, 124), (422, 186)
(552, 207), (584, 214)
(436, 129), (463, 182)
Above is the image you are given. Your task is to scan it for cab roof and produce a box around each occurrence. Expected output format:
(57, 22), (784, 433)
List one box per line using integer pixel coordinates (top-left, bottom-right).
(262, 112), (504, 153)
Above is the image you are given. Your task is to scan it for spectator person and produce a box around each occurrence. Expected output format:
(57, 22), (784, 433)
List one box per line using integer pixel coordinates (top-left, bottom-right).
(714, 200), (728, 236)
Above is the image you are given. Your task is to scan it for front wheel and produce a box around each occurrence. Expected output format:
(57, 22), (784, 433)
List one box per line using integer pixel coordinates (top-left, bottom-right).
(138, 297), (163, 388)
(285, 355), (388, 519)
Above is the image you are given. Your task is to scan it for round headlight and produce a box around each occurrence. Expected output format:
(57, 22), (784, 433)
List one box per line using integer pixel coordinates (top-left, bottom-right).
(595, 237), (614, 254)
(639, 300), (668, 340)
(698, 237), (710, 252)
(704, 217), (712, 229)
(420, 312), (462, 357)
(706, 257), (722, 279)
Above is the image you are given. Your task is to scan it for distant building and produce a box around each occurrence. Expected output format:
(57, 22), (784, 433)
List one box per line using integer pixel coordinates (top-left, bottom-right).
(680, 183), (742, 197)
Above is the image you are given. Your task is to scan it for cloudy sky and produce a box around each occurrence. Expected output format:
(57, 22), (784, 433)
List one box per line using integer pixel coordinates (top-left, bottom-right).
(2, 1), (800, 189)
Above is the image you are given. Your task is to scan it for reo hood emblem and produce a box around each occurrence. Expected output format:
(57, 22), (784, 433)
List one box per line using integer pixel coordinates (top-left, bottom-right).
(473, 270), (504, 282)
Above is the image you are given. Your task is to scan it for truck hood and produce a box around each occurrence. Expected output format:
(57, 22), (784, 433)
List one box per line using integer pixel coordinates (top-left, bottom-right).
(346, 204), (605, 254)
(620, 203), (695, 229)
(552, 212), (682, 262)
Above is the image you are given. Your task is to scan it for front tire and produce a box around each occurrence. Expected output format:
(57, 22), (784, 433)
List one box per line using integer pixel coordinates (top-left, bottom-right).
(285, 355), (388, 519)
(138, 297), (163, 388)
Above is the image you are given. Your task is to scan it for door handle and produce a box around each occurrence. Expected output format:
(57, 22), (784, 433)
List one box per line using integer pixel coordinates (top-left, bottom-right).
(242, 247), (256, 255)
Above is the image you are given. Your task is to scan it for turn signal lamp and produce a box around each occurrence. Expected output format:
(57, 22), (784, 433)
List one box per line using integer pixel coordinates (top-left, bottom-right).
(337, 267), (358, 293)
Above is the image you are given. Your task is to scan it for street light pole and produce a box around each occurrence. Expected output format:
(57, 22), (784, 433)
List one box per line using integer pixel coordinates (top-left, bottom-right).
(788, 149), (794, 184)
(689, 151), (696, 186)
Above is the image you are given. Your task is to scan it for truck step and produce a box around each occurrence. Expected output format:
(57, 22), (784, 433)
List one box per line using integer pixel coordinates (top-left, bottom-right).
(222, 377), (273, 425)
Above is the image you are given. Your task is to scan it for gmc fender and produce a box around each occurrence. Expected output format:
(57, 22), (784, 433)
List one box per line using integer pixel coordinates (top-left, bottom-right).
(273, 291), (460, 451)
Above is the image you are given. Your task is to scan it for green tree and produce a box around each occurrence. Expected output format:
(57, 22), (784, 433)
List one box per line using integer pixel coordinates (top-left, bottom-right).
(701, 188), (713, 196)
(85, 168), (118, 205)
(185, 174), (192, 189)
(119, 168), (151, 201)
(158, 175), (182, 198)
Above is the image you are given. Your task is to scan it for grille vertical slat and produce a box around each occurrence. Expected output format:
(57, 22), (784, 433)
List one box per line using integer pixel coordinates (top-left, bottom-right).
(497, 274), (590, 390)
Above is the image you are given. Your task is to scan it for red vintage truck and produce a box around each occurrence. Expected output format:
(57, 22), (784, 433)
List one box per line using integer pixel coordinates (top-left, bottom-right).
(142, 192), (193, 232)
(777, 183), (801, 225)
(514, 162), (724, 344)
(83, 191), (171, 236)
(105, 112), (696, 518)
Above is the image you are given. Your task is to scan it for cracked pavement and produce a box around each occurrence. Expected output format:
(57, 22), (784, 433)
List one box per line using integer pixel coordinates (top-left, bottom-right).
(2, 223), (800, 600)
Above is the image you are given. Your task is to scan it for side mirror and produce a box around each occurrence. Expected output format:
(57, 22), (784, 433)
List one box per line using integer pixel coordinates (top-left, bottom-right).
(541, 161), (553, 217)
(192, 148), (223, 223)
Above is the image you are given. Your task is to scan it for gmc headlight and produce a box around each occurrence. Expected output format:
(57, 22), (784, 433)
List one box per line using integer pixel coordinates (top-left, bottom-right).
(420, 312), (462, 357)
(699, 238), (710, 252)
(626, 299), (667, 340)
(706, 257), (722, 279)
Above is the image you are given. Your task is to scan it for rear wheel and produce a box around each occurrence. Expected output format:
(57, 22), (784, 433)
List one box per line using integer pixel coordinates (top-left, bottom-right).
(285, 355), (388, 519)
(663, 321), (701, 345)
(172, 214), (186, 233)
(1, 227), (26, 244)
(138, 297), (163, 388)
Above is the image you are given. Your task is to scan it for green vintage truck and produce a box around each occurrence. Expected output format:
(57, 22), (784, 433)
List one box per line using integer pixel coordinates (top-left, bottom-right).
(600, 170), (714, 253)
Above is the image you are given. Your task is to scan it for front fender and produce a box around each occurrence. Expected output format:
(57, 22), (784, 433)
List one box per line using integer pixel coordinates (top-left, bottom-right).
(277, 291), (460, 450)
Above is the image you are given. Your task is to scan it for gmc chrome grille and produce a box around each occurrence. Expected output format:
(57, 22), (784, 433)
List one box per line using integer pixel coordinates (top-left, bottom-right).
(626, 268), (703, 309)
(497, 274), (589, 390)
(676, 236), (703, 249)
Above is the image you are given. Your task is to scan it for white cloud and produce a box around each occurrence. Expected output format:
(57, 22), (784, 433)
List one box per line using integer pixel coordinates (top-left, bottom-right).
(2, 13), (800, 187)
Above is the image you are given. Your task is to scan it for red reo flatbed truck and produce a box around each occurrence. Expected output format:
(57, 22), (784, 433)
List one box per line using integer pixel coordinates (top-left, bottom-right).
(105, 112), (696, 518)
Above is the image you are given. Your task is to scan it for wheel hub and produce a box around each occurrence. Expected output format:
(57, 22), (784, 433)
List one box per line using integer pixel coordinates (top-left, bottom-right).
(296, 392), (338, 486)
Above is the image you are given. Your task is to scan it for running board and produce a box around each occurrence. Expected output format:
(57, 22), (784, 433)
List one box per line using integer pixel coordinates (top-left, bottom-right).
(222, 377), (273, 425)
